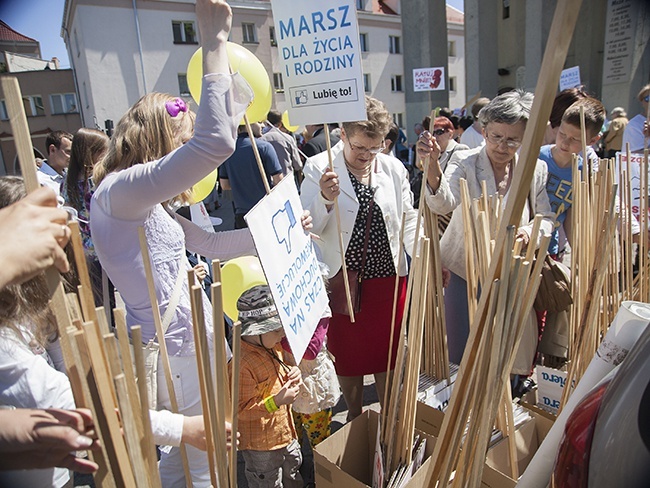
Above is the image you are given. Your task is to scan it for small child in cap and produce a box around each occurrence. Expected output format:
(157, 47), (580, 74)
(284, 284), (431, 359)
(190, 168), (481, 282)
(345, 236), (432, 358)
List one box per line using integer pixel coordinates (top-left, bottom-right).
(229, 284), (304, 488)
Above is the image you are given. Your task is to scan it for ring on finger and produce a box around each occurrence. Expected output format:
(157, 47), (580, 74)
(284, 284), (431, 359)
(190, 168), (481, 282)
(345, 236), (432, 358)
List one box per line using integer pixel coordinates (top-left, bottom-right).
(60, 225), (68, 239)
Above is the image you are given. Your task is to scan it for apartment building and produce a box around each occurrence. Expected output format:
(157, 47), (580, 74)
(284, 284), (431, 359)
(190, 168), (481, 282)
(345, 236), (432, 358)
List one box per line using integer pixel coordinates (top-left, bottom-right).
(61, 0), (465, 137)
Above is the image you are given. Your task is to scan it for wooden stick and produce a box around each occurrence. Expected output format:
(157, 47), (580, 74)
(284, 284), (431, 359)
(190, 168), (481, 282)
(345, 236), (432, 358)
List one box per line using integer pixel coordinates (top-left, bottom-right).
(68, 222), (100, 325)
(461, 91), (482, 113)
(561, 205), (618, 409)
(210, 282), (231, 488)
(82, 321), (137, 485)
(503, 384), (519, 479)
(131, 326), (161, 487)
(0, 77), (39, 190)
(431, 212), (450, 380)
(49, 284), (85, 405)
(460, 179), (479, 318)
(137, 226), (192, 485)
(244, 113), (271, 195)
(103, 333), (152, 487)
(381, 212), (406, 442)
(189, 281), (218, 488)
(424, 1), (584, 483)
(324, 123), (356, 322)
(67, 329), (116, 487)
(74, 326), (130, 486)
(0, 77), (61, 294)
(229, 322), (242, 488)
(211, 262), (233, 415)
(114, 374), (151, 487)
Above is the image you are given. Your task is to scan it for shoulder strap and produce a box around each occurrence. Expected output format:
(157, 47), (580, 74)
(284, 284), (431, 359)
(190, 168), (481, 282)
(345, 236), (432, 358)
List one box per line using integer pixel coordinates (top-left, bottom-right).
(359, 189), (376, 278)
(160, 263), (186, 334)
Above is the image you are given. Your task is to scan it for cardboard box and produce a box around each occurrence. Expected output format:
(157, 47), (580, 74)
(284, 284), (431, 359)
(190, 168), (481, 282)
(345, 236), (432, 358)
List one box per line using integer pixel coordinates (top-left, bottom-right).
(414, 402), (517, 488)
(314, 406), (516, 488)
(314, 409), (435, 488)
(414, 400), (555, 486)
(485, 402), (555, 481)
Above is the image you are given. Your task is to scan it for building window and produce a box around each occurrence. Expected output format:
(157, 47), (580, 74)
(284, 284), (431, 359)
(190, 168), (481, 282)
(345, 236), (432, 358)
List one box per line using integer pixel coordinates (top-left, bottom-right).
(172, 21), (197, 44)
(391, 75), (403, 92)
(23, 95), (44, 117)
(448, 40), (456, 57)
(449, 77), (457, 92)
(356, 0), (365, 10)
(389, 36), (401, 54)
(50, 93), (78, 114)
(178, 74), (190, 96)
(363, 74), (371, 93)
(273, 73), (284, 92)
(393, 113), (404, 128)
(0, 100), (8, 120)
(270, 26), (277, 47)
(242, 23), (257, 44)
(503, 0), (510, 19)
(359, 33), (368, 52)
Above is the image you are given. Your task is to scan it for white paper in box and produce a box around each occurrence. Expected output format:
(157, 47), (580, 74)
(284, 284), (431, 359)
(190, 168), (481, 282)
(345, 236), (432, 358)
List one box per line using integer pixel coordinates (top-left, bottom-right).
(417, 364), (459, 411)
(535, 366), (567, 415)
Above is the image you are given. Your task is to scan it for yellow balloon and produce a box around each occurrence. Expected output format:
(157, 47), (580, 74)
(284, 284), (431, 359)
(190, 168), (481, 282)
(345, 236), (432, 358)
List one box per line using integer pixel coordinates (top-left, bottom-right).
(281, 110), (299, 133)
(187, 44), (272, 123)
(192, 168), (217, 202)
(220, 256), (267, 320)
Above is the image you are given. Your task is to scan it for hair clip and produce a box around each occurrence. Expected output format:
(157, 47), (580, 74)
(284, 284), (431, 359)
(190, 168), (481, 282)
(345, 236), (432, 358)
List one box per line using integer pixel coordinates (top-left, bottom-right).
(165, 98), (188, 117)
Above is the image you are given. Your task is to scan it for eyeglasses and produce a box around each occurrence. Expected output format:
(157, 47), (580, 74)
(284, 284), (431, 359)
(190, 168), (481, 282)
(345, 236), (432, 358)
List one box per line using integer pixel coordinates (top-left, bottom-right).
(347, 140), (385, 155)
(433, 128), (448, 137)
(484, 131), (522, 149)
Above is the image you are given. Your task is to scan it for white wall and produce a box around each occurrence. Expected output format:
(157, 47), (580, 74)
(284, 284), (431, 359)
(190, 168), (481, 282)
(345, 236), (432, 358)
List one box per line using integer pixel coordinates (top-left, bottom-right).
(65, 1), (465, 133)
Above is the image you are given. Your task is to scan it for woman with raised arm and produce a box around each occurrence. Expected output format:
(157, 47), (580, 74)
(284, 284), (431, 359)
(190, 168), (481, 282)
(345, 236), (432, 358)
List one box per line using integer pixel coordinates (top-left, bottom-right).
(90, 1), (254, 485)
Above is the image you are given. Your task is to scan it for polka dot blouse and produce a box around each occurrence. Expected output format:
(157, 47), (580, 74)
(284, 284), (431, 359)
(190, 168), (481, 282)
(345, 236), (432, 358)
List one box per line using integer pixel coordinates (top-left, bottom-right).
(345, 170), (396, 279)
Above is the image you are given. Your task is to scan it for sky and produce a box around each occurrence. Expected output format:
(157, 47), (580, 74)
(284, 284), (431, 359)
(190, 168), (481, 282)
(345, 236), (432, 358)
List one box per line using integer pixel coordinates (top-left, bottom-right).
(0, 0), (465, 70)
(0, 0), (70, 67)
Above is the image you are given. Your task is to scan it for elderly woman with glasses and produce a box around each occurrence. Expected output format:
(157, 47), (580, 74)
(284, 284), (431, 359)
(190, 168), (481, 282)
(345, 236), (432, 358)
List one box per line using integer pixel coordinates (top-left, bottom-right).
(417, 90), (554, 372)
(300, 96), (419, 421)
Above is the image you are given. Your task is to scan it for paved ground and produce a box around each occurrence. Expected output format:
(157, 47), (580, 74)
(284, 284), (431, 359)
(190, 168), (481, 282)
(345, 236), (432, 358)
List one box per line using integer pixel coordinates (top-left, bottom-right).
(75, 377), (380, 488)
(76, 191), (381, 487)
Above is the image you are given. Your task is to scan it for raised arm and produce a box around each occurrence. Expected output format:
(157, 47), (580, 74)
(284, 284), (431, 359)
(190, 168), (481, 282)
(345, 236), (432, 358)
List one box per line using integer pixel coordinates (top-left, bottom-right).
(98, 0), (252, 220)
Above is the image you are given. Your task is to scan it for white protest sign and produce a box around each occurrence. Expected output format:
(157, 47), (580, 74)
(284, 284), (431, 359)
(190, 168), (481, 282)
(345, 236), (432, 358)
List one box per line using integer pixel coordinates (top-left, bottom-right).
(559, 65), (581, 91)
(190, 202), (215, 233)
(413, 66), (446, 92)
(270, 0), (366, 126)
(615, 152), (647, 220)
(245, 176), (328, 363)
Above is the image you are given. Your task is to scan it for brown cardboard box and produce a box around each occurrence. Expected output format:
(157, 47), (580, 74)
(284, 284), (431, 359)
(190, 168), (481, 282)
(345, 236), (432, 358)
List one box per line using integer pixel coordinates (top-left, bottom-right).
(485, 402), (555, 481)
(313, 409), (434, 488)
(315, 408), (515, 488)
(414, 402), (517, 488)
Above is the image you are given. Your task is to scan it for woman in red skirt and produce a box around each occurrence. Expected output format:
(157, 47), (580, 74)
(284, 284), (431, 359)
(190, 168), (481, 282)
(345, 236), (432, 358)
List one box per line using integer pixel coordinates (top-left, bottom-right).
(300, 96), (419, 421)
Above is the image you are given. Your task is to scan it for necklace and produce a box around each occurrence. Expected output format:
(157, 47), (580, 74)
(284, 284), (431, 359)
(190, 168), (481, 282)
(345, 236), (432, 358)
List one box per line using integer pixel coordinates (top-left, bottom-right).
(496, 160), (513, 195)
(345, 160), (372, 183)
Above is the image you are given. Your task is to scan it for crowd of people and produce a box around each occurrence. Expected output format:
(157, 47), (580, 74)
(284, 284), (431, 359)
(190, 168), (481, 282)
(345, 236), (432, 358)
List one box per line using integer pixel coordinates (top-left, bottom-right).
(1, 0), (649, 486)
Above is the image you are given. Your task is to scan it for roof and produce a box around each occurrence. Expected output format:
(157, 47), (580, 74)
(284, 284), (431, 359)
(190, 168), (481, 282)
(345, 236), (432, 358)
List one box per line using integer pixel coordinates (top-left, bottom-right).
(446, 5), (464, 24)
(0, 20), (38, 43)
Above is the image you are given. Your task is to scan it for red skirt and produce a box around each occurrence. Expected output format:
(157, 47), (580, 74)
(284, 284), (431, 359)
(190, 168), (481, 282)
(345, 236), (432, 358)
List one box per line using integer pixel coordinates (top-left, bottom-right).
(327, 275), (407, 376)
